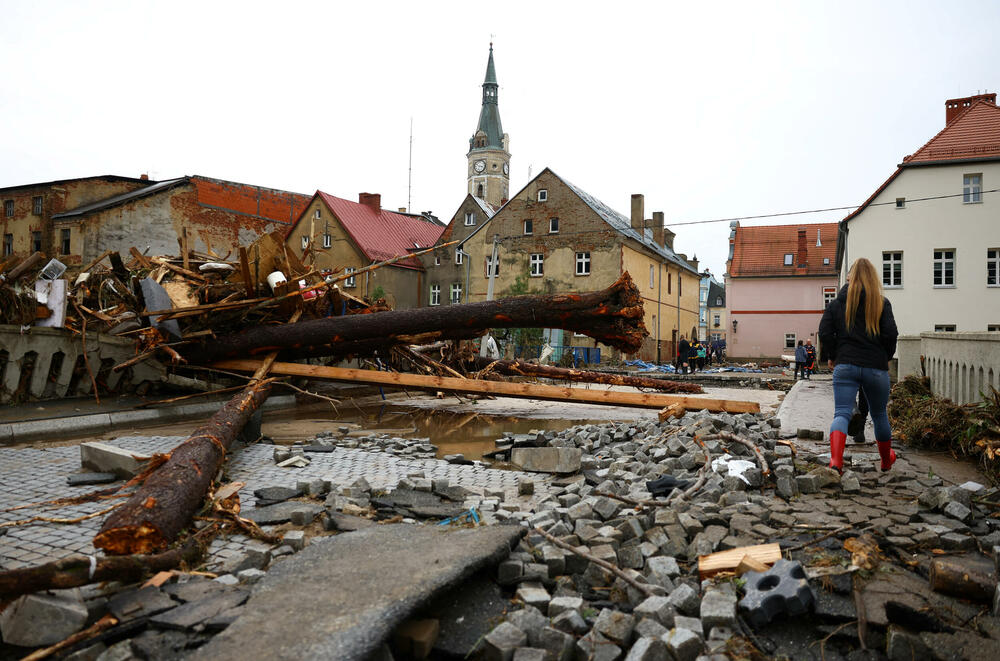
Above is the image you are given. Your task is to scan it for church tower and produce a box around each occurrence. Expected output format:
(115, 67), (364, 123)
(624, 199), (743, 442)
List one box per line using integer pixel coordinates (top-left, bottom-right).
(467, 43), (510, 207)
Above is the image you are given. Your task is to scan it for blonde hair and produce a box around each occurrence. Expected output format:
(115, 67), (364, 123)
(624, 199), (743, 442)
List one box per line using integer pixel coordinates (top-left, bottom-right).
(846, 258), (883, 336)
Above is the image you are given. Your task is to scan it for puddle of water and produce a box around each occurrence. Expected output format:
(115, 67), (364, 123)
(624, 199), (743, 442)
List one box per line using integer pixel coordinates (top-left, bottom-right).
(264, 403), (606, 460)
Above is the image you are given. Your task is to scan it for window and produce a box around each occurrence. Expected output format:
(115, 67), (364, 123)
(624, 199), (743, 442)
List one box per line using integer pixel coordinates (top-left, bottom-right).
(713, 314), (721, 327)
(450, 283), (462, 304)
(549, 217), (559, 233)
(434, 255), (441, 266)
(715, 296), (722, 306)
(988, 248), (999, 286)
(882, 252), (902, 287)
(711, 332), (722, 341)
(895, 197), (905, 209)
(31, 231), (42, 252)
(785, 333), (796, 349)
(314, 209), (321, 219)
(700, 290), (707, 302)
(523, 219), (533, 235)
(301, 235), (309, 250)
(322, 234), (332, 248)
(988, 324), (1000, 332)
(934, 325), (956, 332)
(455, 248), (464, 265)
(485, 255), (499, 277)
(60, 229), (71, 255)
(963, 174), (982, 203)
(477, 184), (484, 198)
(344, 267), (356, 288)
(823, 257), (830, 265)
(2, 233), (11, 256)
(783, 253), (794, 266)
(700, 310), (707, 323)
(4, 200), (12, 217)
(667, 273), (672, 295)
(464, 212), (475, 226)
(575, 252), (591, 275)
(32, 196), (42, 215)
(649, 265), (655, 288)
(933, 249), (955, 286)
(530, 253), (544, 277)
(429, 284), (440, 306)
(823, 286), (837, 307)
(537, 189), (548, 202)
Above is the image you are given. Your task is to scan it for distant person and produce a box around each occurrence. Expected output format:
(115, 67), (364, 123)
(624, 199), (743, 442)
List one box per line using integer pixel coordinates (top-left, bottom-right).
(804, 339), (817, 379)
(819, 258), (899, 473)
(678, 335), (690, 374)
(688, 340), (701, 373)
(696, 342), (707, 371)
(794, 340), (807, 379)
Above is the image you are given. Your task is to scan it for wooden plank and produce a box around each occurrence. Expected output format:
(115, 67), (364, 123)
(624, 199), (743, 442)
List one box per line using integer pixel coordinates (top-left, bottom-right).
(150, 257), (208, 284)
(181, 227), (190, 272)
(698, 543), (781, 579)
(129, 247), (151, 269)
(78, 249), (113, 275)
(238, 246), (255, 298)
(211, 359), (762, 413)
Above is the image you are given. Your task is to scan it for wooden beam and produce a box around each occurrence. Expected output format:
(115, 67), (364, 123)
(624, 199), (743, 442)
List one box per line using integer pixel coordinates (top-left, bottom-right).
(238, 246), (255, 298)
(211, 359), (761, 413)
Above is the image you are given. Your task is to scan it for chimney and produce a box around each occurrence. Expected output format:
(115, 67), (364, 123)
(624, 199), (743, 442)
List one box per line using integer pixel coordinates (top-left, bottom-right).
(139, 173), (149, 181)
(630, 194), (644, 232)
(398, 207), (406, 213)
(796, 229), (808, 269)
(945, 93), (997, 124)
(689, 255), (699, 272)
(652, 211), (665, 246)
(359, 192), (381, 212)
(662, 227), (676, 251)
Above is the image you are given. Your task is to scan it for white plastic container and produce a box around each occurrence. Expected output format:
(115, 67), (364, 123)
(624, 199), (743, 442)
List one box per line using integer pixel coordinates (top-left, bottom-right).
(267, 271), (287, 292)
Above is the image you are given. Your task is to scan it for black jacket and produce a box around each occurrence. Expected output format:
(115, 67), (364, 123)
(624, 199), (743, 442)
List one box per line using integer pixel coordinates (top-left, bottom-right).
(818, 284), (898, 370)
(678, 339), (690, 359)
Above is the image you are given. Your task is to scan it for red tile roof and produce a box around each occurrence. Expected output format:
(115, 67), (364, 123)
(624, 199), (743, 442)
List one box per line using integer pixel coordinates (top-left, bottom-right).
(728, 223), (839, 278)
(904, 99), (1000, 164)
(305, 191), (445, 270)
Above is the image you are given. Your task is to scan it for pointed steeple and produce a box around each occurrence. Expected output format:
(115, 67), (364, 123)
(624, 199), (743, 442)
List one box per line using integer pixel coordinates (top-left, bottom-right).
(471, 43), (503, 151)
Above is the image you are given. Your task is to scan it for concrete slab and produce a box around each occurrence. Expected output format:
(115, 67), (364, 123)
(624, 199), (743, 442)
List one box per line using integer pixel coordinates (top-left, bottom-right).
(188, 523), (524, 661)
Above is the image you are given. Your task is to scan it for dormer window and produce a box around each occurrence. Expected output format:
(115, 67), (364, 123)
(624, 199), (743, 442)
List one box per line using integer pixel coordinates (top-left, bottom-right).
(783, 253), (794, 266)
(537, 190), (548, 202)
(464, 212), (475, 226)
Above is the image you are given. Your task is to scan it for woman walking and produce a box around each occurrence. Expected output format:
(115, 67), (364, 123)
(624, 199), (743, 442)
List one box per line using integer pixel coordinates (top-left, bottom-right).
(818, 258), (899, 473)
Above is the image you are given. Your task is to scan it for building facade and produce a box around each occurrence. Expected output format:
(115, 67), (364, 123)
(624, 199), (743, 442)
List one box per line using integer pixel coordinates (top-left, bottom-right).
(838, 93), (1000, 336)
(422, 194), (496, 307)
(467, 45), (511, 209)
(707, 280), (727, 345)
(698, 270), (721, 341)
(0, 175), (153, 265)
(287, 191), (444, 310)
(458, 168), (699, 362)
(726, 221), (839, 358)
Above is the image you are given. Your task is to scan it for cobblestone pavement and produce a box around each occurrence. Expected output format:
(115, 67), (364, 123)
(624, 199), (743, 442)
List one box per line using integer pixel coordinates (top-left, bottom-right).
(0, 436), (551, 570)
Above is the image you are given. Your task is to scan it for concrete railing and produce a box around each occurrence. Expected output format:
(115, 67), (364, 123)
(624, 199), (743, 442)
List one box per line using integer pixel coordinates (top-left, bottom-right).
(897, 332), (1000, 404)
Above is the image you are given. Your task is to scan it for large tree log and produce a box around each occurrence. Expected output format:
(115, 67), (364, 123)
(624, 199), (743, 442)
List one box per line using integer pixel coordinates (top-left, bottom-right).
(466, 356), (703, 394)
(0, 539), (203, 602)
(928, 557), (995, 603)
(93, 382), (271, 555)
(183, 272), (648, 364)
(212, 359), (761, 413)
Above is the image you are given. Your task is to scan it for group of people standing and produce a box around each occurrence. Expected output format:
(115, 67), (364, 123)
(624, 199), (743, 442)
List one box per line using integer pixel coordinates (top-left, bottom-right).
(793, 339), (817, 379)
(675, 336), (723, 374)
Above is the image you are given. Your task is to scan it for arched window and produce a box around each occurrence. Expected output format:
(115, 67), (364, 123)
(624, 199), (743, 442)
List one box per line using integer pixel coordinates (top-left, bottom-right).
(477, 184), (484, 197)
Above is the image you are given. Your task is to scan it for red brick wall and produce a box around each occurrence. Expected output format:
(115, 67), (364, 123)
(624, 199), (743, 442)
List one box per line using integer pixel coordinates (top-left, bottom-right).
(191, 177), (310, 226)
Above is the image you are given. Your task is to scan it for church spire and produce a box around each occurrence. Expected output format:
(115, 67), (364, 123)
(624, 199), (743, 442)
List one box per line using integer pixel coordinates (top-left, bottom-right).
(471, 43), (503, 151)
(467, 42), (510, 208)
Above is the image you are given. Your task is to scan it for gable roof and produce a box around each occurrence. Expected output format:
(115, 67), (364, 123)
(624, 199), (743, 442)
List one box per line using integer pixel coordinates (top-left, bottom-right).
(728, 222), (839, 278)
(904, 99), (1000, 165)
(0, 174), (154, 194)
(304, 191), (446, 270)
(708, 281), (725, 306)
(52, 178), (188, 219)
(440, 195), (497, 243)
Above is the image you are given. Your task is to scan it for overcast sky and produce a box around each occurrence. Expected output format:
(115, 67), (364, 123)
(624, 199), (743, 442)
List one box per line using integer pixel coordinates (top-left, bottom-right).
(2, 0), (997, 277)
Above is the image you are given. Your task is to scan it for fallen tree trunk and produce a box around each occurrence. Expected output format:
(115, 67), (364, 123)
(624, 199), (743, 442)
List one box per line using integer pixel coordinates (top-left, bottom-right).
(0, 539), (203, 602)
(929, 557), (995, 603)
(93, 382), (271, 555)
(466, 356), (703, 394)
(212, 359), (761, 413)
(183, 272), (647, 364)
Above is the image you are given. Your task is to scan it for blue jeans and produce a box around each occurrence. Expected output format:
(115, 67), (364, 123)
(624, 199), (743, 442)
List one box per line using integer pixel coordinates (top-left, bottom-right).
(830, 364), (892, 442)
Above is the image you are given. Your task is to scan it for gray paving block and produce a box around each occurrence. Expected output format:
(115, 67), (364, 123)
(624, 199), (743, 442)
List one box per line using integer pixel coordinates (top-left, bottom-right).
(0, 588), (88, 647)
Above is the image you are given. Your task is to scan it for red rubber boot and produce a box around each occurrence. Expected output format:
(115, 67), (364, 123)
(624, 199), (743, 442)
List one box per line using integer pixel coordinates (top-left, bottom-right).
(829, 430), (846, 474)
(877, 440), (897, 471)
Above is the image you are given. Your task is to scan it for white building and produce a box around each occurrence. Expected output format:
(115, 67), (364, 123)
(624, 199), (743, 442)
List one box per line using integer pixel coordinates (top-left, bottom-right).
(838, 93), (1000, 336)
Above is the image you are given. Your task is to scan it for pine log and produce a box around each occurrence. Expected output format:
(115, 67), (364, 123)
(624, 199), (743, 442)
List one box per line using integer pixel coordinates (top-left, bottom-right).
(928, 557), (995, 602)
(93, 382), (271, 555)
(466, 356), (703, 394)
(0, 539), (203, 602)
(183, 272), (648, 363)
(212, 359), (761, 413)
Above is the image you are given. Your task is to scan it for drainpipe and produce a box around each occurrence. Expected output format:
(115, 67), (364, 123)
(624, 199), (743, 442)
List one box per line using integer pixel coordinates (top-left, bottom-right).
(464, 248), (471, 303)
(479, 234), (501, 357)
(656, 260), (663, 363)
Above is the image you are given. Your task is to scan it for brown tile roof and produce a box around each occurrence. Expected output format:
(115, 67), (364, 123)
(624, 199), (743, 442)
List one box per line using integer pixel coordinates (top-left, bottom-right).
(904, 99), (1000, 164)
(728, 222), (839, 278)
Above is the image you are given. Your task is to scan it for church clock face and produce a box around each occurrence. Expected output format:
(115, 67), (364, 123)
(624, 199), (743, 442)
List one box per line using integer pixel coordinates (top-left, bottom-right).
(503, 162), (509, 175)
(474, 160), (486, 173)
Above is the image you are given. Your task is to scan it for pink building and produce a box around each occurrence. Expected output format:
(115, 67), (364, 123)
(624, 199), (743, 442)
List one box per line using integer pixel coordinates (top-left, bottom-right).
(725, 221), (839, 358)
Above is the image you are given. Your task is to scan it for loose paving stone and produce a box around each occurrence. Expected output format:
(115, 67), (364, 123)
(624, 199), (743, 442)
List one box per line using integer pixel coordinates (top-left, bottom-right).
(700, 589), (738, 634)
(593, 608), (635, 646)
(79, 442), (150, 478)
(510, 447), (582, 474)
(0, 588), (88, 647)
(576, 629), (622, 661)
(243, 501), (324, 525)
(624, 636), (668, 661)
(187, 524), (523, 661)
(482, 621), (528, 661)
(662, 626), (703, 661)
(427, 572), (508, 658)
(150, 589), (249, 630)
(107, 586), (177, 620)
(667, 582), (701, 615)
(551, 609), (589, 635)
(633, 595), (675, 627)
(66, 472), (118, 486)
(515, 583), (550, 610)
(507, 606), (548, 647)
(548, 595), (583, 617)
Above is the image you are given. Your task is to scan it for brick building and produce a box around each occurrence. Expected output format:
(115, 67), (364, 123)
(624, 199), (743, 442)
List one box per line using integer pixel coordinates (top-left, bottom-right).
(0, 175), (153, 265)
(286, 191), (444, 310)
(453, 167), (700, 363)
(420, 194), (497, 306)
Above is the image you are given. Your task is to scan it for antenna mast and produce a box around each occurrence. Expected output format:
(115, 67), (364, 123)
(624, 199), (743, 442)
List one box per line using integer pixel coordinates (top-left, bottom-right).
(407, 117), (413, 212)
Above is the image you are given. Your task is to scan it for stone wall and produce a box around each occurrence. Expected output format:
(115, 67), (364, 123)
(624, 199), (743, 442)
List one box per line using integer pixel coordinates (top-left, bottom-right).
(897, 332), (1000, 403)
